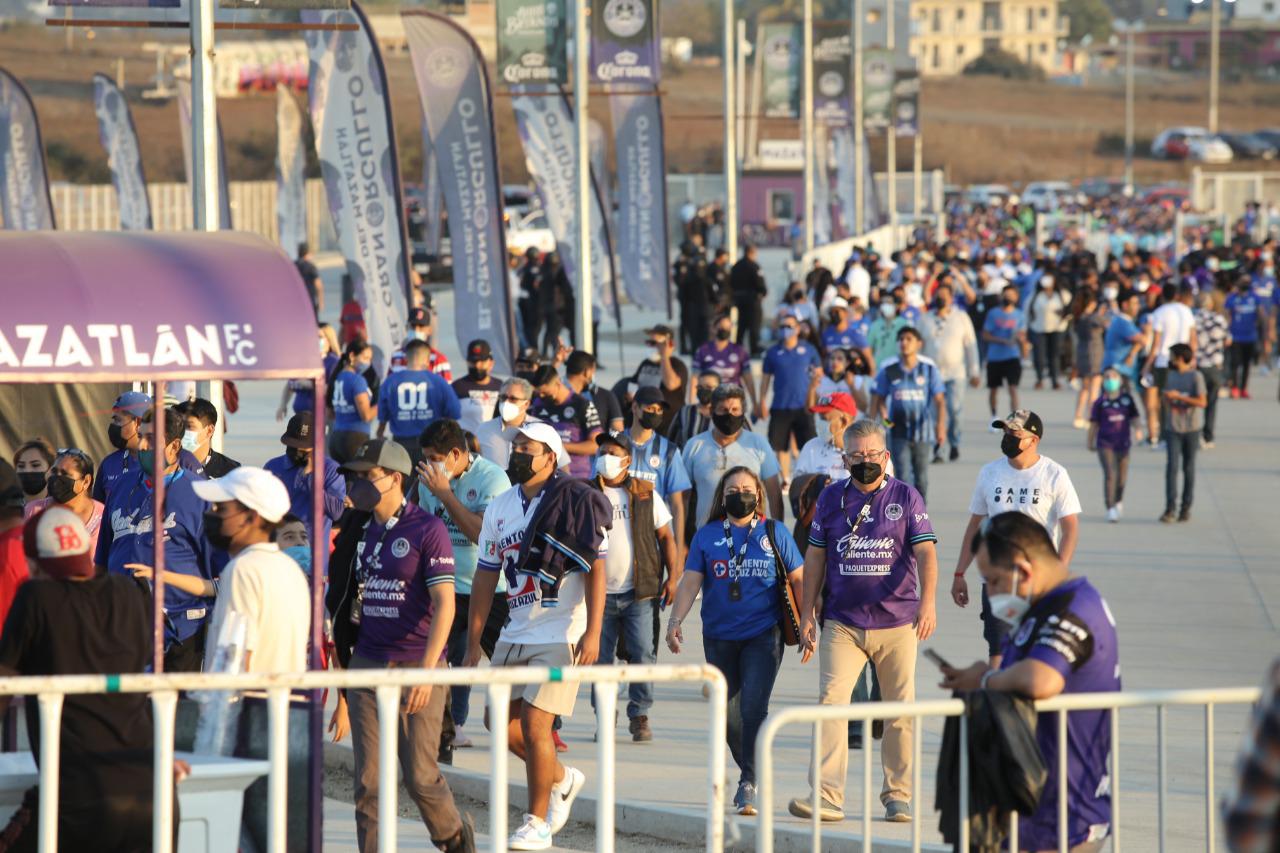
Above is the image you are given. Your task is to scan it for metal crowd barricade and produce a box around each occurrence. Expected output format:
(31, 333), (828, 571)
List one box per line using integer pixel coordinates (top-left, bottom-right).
(755, 687), (1262, 853)
(2, 662), (728, 853)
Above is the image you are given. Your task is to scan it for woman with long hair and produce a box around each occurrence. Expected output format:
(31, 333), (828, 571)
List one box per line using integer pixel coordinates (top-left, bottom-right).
(278, 323), (343, 421)
(326, 339), (377, 464)
(665, 465), (804, 817)
(22, 448), (105, 553)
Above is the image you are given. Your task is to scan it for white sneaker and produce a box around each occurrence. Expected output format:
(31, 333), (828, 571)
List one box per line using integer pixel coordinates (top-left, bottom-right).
(1073, 418), (1088, 430)
(1116, 502), (1124, 518)
(1106, 506), (1119, 523)
(453, 726), (473, 749)
(508, 814), (552, 851)
(1069, 377), (1082, 390)
(548, 766), (585, 834)
(988, 423), (999, 434)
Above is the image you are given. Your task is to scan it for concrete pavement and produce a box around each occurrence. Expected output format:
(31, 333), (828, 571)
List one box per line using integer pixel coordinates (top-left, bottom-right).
(220, 253), (1280, 848)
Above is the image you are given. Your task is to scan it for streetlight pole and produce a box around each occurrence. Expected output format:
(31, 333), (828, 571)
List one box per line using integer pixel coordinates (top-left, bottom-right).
(574, 0), (593, 353)
(724, 0), (739, 260)
(886, 0), (897, 246)
(1120, 20), (1137, 196)
(1208, 0), (1219, 134)
(853, 0), (864, 235)
(803, 0), (815, 252)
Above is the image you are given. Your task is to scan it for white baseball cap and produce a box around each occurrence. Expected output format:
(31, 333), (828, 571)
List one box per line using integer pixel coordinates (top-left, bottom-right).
(23, 505), (94, 580)
(511, 421), (571, 470)
(829, 296), (850, 311)
(193, 466), (292, 523)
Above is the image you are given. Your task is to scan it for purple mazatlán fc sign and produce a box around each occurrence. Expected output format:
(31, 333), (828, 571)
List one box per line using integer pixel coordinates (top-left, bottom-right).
(403, 11), (516, 377)
(0, 69), (55, 231)
(590, 0), (658, 85)
(93, 73), (152, 231)
(303, 1), (412, 376)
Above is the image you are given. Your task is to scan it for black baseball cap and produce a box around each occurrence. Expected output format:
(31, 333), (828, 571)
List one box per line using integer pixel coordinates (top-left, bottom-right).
(280, 413), (317, 449)
(596, 430), (634, 453)
(991, 409), (1044, 438)
(408, 307), (430, 327)
(516, 347), (541, 366)
(644, 324), (675, 339)
(634, 386), (668, 410)
(466, 339), (493, 362)
(344, 439), (413, 476)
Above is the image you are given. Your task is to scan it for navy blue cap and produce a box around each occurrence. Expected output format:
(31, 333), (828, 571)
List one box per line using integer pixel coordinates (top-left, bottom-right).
(112, 391), (153, 419)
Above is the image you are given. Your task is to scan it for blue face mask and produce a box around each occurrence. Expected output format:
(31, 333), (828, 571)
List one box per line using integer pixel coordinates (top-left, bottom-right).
(284, 545), (313, 577)
(181, 430), (201, 453)
(780, 326), (797, 339)
(1103, 377), (1122, 394)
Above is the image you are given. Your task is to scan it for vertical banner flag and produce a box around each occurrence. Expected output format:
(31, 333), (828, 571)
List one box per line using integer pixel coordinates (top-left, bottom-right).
(275, 85), (307, 256)
(832, 125), (855, 237)
(511, 88), (619, 320)
(403, 11), (516, 376)
(590, 0), (659, 84)
(303, 1), (412, 374)
(862, 49), (894, 134)
(591, 0), (668, 313)
(496, 0), (568, 87)
(92, 74), (151, 231)
(759, 22), (801, 119)
(0, 69), (55, 230)
(176, 78), (233, 230)
(892, 68), (920, 137)
(813, 22), (851, 125)
(813, 123), (832, 245)
(420, 121), (444, 258)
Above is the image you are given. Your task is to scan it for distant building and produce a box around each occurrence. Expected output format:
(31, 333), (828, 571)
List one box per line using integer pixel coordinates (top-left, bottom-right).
(908, 0), (1070, 76)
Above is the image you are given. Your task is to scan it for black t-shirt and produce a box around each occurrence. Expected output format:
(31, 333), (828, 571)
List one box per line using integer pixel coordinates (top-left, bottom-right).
(0, 575), (154, 803)
(631, 357), (688, 435)
(583, 383), (623, 431)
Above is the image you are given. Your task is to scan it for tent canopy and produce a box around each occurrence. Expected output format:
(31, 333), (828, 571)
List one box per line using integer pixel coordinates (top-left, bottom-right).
(0, 231), (323, 384)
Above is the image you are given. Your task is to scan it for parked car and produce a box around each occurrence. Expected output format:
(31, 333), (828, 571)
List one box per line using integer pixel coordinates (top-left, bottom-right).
(1152, 127), (1231, 163)
(1220, 132), (1278, 160)
(504, 207), (556, 256)
(964, 183), (1015, 208)
(1021, 180), (1075, 212)
(1078, 178), (1128, 200)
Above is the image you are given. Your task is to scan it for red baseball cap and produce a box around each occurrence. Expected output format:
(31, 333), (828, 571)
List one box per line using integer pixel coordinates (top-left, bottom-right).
(23, 506), (95, 581)
(811, 392), (858, 418)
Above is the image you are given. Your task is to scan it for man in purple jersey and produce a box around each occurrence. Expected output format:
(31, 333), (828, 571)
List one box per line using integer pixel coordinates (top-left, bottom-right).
(530, 364), (603, 478)
(692, 313), (759, 412)
(942, 512), (1120, 852)
(789, 418), (939, 824)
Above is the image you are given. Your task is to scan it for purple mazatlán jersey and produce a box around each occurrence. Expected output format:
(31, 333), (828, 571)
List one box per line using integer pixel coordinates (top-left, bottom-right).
(352, 503), (456, 664)
(808, 476), (936, 629)
(1090, 394), (1139, 453)
(531, 392), (602, 478)
(693, 341), (751, 384)
(1001, 576), (1120, 850)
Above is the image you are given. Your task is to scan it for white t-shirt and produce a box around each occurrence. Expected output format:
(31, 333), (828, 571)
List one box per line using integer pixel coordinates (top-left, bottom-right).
(967, 455), (1082, 547)
(1148, 302), (1195, 368)
(602, 486), (672, 593)
(206, 543), (311, 674)
(477, 482), (609, 645)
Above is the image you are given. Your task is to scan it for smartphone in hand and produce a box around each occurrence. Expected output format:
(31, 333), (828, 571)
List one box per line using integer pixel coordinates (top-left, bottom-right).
(923, 648), (953, 670)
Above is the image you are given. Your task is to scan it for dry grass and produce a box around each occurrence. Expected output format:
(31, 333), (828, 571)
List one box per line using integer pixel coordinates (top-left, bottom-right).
(5, 22), (1280, 187)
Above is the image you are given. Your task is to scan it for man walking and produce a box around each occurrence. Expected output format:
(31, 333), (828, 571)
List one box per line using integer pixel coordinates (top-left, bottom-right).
(951, 410), (1081, 665)
(475, 377), (540, 469)
(919, 282), (981, 462)
(731, 245), (768, 356)
(790, 419), (938, 823)
(759, 314), (822, 490)
(326, 440), (475, 853)
(982, 284), (1029, 422)
(466, 423), (607, 850)
(379, 339), (461, 473)
(681, 384), (784, 526)
(591, 432), (679, 743)
(1160, 343), (1208, 523)
(870, 327), (946, 501)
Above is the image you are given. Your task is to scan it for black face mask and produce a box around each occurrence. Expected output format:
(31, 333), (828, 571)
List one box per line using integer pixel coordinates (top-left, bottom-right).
(712, 412), (745, 436)
(506, 451), (540, 485)
(696, 387), (714, 405)
(1000, 433), (1024, 458)
(46, 473), (78, 504)
(725, 492), (757, 519)
(715, 328), (731, 341)
(203, 509), (247, 552)
(17, 472), (47, 496)
(1002, 298), (1018, 308)
(638, 411), (664, 430)
(286, 447), (310, 467)
(107, 422), (129, 451)
(848, 462), (882, 485)
(347, 478), (383, 513)
(467, 367), (489, 382)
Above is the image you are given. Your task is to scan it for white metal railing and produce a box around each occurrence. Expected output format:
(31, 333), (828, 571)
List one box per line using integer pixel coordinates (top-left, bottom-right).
(2, 663), (727, 853)
(755, 686), (1261, 853)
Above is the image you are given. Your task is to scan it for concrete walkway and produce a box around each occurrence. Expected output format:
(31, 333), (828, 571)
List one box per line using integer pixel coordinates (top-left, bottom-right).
(222, 253), (1280, 849)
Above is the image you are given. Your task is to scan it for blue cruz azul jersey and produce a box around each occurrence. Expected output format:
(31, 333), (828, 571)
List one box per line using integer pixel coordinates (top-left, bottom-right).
(379, 368), (461, 438)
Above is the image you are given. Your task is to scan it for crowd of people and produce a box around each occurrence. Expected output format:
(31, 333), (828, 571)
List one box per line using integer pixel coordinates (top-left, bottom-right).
(1, 194), (1278, 852)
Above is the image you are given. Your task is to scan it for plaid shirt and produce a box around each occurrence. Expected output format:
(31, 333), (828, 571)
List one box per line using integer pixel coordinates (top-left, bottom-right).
(1195, 309), (1230, 369)
(1225, 658), (1280, 852)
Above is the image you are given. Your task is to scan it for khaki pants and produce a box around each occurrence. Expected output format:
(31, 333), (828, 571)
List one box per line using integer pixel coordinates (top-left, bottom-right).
(812, 621), (917, 808)
(347, 655), (462, 851)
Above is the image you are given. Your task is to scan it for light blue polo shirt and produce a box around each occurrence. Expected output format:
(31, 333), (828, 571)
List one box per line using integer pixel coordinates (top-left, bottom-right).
(681, 429), (780, 526)
(628, 432), (692, 501)
(416, 453), (510, 594)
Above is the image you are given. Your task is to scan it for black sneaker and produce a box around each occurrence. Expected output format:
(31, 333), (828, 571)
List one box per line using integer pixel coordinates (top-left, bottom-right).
(1159, 511), (1177, 524)
(949, 446), (960, 462)
(1178, 508), (1191, 523)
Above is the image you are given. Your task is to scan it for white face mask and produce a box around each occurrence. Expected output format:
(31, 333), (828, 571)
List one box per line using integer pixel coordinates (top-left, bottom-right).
(181, 429), (202, 453)
(880, 303), (897, 319)
(987, 575), (1031, 629)
(598, 455), (628, 480)
(500, 400), (522, 423)
(430, 459), (454, 482)
(1102, 287), (1119, 302)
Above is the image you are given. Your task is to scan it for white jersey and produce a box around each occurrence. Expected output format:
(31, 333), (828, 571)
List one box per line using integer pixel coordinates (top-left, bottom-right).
(967, 454), (1082, 547)
(477, 481), (608, 645)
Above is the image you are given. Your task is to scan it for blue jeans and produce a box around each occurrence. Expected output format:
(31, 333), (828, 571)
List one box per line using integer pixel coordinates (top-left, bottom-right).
(1165, 430), (1198, 513)
(597, 590), (656, 719)
(889, 436), (932, 501)
(942, 379), (964, 450)
(703, 625), (783, 786)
